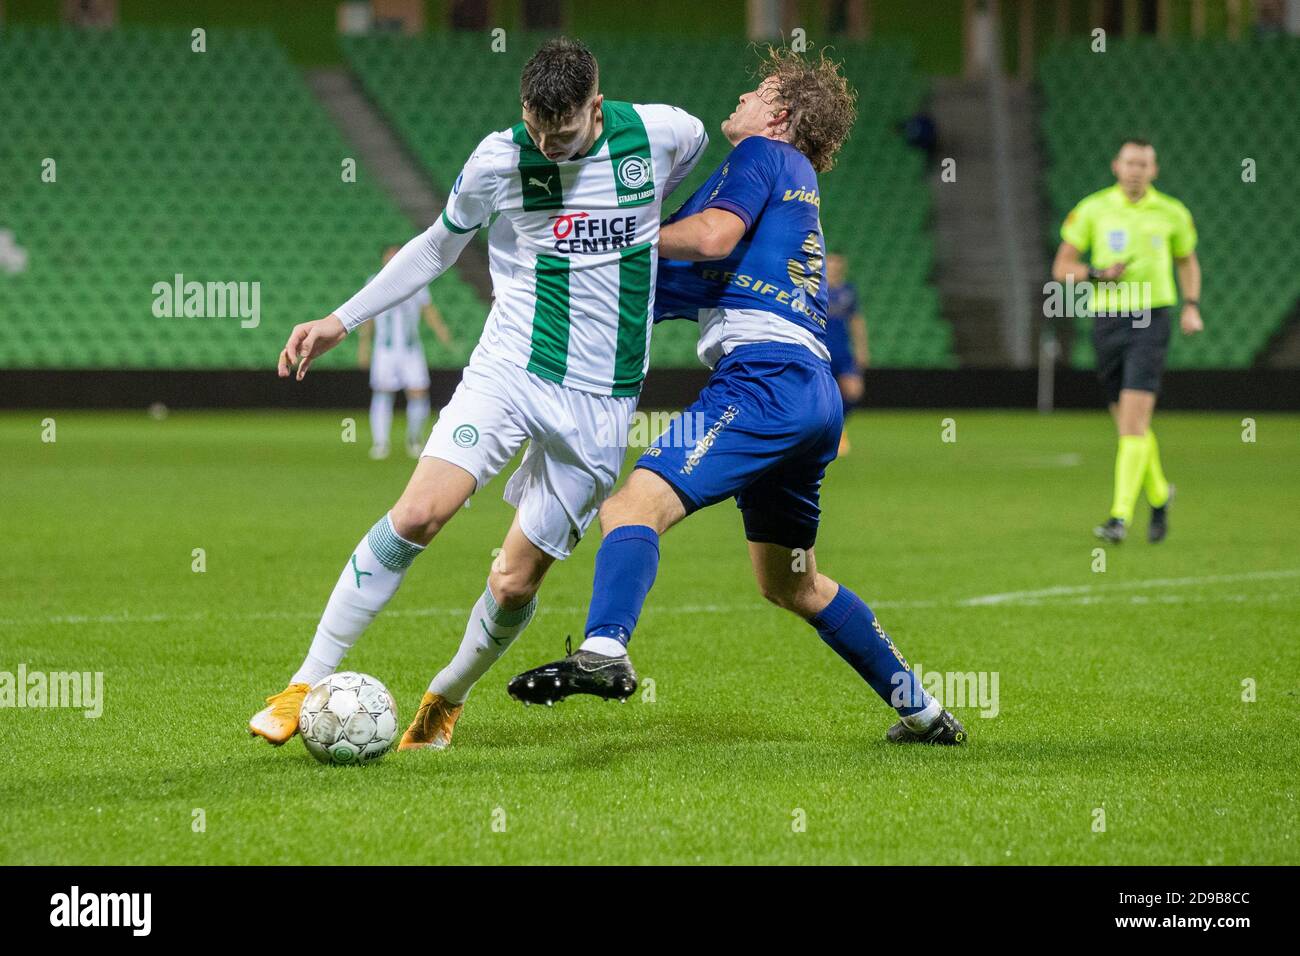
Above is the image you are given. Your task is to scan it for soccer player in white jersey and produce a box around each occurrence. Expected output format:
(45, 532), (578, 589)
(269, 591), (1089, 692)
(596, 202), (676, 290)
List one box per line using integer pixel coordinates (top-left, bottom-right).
(357, 243), (455, 460)
(249, 38), (708, 750)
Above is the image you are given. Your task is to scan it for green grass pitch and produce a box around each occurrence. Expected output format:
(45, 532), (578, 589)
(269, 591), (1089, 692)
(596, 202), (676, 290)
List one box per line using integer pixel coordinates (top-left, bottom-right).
(1, 408), (1297, 865)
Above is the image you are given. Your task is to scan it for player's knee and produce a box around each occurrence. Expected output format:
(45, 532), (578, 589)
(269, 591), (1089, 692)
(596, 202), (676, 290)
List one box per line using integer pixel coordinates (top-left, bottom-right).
(599, 472), (682, 536)
(487, 562), (541, 610)
(388, 499), (446, 545)
(758, 579), (806, 614)
(599, 488), (651, 534)
(760, 575), (829, 618)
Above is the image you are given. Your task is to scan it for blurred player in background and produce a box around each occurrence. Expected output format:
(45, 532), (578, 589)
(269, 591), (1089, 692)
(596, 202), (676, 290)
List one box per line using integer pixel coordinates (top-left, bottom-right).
(825, 252), (868, 455)
(511, 48), (966, 745)
(251, 39), (707, 751)
(1052, 139), (1202, 544)
(356, 243), (454, 459)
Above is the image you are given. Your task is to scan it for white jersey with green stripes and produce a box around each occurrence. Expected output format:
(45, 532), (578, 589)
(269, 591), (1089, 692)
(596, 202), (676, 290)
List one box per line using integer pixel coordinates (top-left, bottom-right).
(441, 101), (708, 397)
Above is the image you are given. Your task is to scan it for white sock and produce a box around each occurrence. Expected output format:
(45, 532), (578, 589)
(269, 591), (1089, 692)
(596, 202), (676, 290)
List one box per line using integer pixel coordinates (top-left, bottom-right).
(427, 584), (537, 703)
(578, 635), (627, 658)
(370, 391), (394, 448)
(899, 698), (942, 731)
(406, 395), (431, 446)
(291, 513), (424, 685)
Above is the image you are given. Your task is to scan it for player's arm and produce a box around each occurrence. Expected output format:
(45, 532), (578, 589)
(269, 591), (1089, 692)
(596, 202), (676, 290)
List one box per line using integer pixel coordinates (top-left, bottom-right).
(658, 207), (747, 261)
(279, 144), (495, 380)
(660, 106), (709, 199)
(659, 136), (773, 261)
(422, 303), (454, 347)
(277, 220), (476, 380)
(356, 321), (372, 368)
(1175, 251), (1202, 335)
(851, 311), (869, 368)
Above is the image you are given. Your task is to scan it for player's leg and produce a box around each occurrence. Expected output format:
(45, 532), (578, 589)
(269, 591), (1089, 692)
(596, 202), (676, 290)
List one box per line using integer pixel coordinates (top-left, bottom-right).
(401, 513), (554, 750)
(508, 347), (822, 705)
(249, 457), (476, 743)
(402, 346), (432, 458)
(369, 389), (395, 459)
(506, 468), (684, 705)
(746, 541), (964, 743)
(1092, 316), (1134, 541)
(404, 388), (432, 457)
(1130, 311), (1174, 542)
(250, 355), (524, 744)
(1143, 428), (1174, 542)
(836, 370), (864, 456)
(585, 468), (686, 648)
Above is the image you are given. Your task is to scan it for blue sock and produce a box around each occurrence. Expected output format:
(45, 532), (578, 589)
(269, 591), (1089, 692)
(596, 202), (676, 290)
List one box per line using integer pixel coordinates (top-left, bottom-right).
(583, 525), (661, 647)
(810, 585), (931, 716)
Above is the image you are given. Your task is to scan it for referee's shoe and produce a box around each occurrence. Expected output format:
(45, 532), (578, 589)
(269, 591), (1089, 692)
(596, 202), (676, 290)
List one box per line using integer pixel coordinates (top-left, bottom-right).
(1148, 484), (1175, 543)
(1094, 517), (1127, 543)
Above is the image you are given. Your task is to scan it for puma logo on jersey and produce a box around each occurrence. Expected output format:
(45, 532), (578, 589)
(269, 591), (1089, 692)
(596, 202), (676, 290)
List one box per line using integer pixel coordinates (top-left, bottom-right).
(528, 176), (554, 195)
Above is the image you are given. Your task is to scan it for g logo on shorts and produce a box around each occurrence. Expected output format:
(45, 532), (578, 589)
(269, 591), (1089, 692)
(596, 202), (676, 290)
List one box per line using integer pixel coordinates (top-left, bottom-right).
(453, 424), (479, 448)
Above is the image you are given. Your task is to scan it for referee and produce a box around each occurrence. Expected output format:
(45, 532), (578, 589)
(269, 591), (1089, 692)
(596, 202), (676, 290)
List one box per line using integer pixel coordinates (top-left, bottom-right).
(1052, 138), (1203, 543)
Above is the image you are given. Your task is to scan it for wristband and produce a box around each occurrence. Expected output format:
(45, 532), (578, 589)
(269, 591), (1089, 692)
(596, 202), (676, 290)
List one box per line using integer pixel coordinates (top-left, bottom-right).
(1184, 299), (1200, 307)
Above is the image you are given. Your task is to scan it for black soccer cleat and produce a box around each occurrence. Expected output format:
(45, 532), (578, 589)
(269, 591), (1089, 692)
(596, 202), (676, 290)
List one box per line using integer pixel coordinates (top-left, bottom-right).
(1093, 516), (1126, 543)
(1148, 484), (1175, 543)
(886, 709), (967, 745)
(507, 638), (638, 706)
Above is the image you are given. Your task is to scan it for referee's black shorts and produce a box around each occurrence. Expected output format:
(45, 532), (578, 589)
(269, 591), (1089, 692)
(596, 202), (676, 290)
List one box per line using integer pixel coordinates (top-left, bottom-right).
(1091, 306), (1172, 404)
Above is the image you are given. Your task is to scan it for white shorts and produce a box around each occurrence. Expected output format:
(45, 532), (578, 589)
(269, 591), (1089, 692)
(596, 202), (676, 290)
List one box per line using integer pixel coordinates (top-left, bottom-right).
(370, 348), (431, 393)
(424, 347), (638, 559)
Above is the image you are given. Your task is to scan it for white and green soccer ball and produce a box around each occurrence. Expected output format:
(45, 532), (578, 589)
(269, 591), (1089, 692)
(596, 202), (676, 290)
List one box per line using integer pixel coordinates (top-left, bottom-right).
(298, 672), (399, 765)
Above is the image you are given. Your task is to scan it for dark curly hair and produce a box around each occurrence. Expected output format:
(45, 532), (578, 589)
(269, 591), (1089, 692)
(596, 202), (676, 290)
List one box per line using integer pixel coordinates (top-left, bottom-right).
(520, 37), (599, 126)
(756, 46), (857, 173)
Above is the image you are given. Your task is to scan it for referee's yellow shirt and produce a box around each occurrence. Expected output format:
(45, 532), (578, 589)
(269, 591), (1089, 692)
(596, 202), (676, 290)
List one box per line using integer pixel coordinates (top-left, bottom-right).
(1061, 184), (1197, 313)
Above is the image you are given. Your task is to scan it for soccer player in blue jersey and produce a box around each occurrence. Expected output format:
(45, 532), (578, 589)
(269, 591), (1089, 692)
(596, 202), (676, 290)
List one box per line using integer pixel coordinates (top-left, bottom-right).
(825, 252), (868, 455)
(510, 49), (966, 744)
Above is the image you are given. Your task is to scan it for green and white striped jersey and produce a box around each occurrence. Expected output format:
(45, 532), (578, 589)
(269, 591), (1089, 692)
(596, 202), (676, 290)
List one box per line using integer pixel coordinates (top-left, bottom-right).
(442, 102), (708, 396)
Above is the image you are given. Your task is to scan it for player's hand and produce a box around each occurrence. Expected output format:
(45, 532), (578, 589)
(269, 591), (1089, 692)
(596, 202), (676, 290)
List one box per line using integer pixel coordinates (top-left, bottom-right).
(278, 315), (347, 381)
(357, 353), (370, 370)
(1180, 304), (1203, 335)
(1093, 262), (1127, 280)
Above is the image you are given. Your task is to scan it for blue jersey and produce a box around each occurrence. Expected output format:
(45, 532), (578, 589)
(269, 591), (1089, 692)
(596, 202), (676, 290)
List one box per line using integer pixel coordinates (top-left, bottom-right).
(654, 136), (828, 342)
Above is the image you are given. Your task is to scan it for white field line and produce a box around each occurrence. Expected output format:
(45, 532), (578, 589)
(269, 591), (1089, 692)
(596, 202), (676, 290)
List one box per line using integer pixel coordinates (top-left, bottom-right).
(2, 569), (1297, 629)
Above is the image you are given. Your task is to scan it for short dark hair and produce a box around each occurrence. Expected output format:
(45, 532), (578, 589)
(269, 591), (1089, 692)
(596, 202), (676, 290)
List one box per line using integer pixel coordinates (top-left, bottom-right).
(520, 37), (599, 126)
(1119, 137), (1154, 152)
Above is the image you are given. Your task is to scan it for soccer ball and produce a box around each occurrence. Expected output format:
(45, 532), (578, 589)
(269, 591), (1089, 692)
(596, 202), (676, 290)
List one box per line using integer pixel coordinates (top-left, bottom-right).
(298, 672), (399, 765)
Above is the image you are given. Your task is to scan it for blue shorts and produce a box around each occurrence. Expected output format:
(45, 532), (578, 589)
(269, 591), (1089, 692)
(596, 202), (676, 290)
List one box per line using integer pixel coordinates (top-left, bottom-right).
(636, 343), (842, 549)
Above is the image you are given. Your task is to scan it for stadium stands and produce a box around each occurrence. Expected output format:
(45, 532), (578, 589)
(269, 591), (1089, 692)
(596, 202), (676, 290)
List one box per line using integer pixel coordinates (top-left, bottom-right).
(343, 33), (952, 368)
(1039, 36), (1300, 369)
(0, 26), (484, 369)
